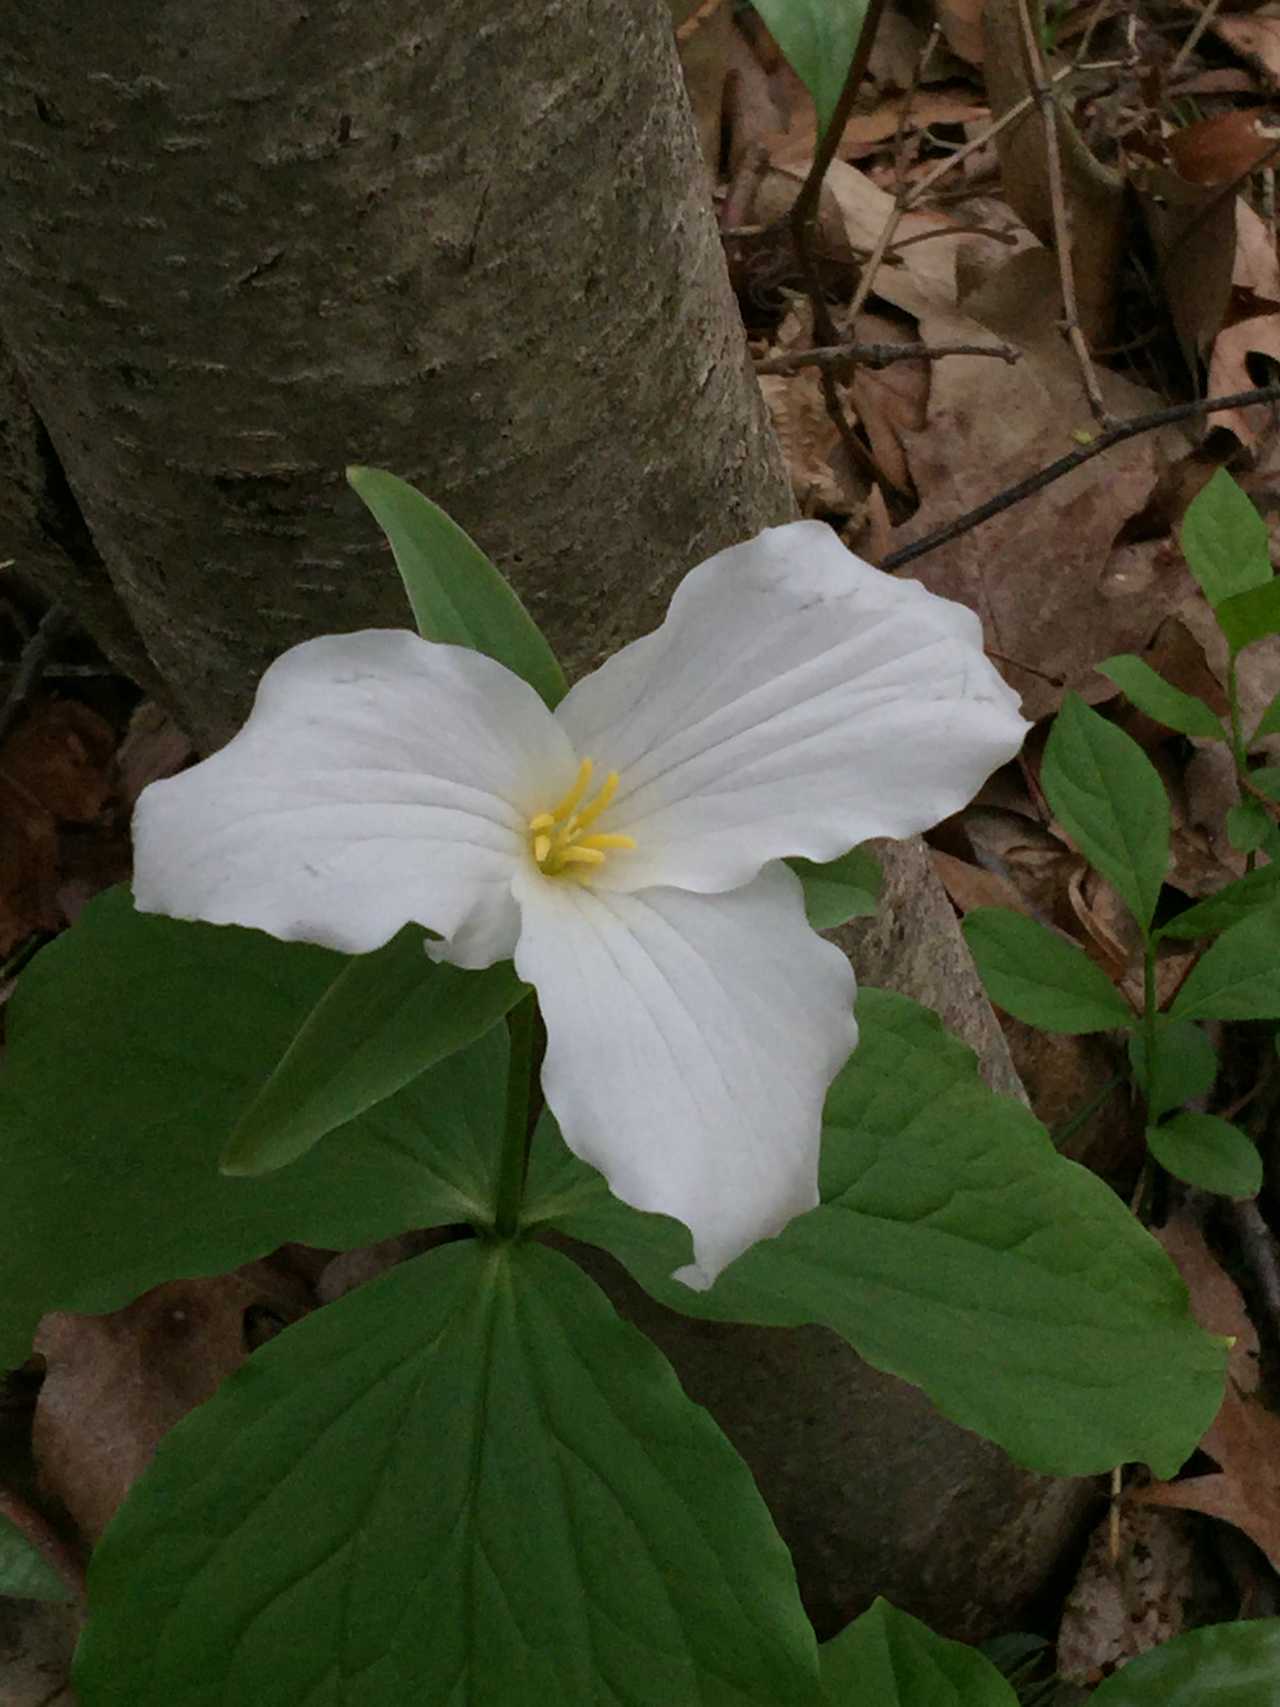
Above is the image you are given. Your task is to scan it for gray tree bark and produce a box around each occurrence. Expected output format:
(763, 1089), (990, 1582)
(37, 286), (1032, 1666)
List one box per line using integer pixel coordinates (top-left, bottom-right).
(0, 0), (1084, 1646)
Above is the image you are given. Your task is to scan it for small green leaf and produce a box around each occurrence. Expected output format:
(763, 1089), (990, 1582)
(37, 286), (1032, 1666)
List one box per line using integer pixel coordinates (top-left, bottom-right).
(1226, 799), (1273, 853)
(347, 465), (567, 708)
(1251, 686), (1280, 743)
(1041, 694), (1170, 933)
(1128, 1021), (1218, 1120)
(821, 1599), (1017, 1706)
(750, 0), (870, 135)
(0, 1512), (74, 1603)
(1157, 866), (1280, 940)
(1248, 766), (1280, 803)
(223, 926), (524, 1175)
(1098, 656), (1225, 740)
(76, 1243), (822, 1707)
(963, 907), (1134, 1033)
(0, 888), (508, 1367)
(789, 846), (882, 930)
(1090, 1618), (1280, 1705)
(1148, 1113), (1261, 1197)
(1180, 468), (1273, 608)
(1215, 576), (1280, 654)
(528, 988), (1227, 1479)
(1171, 907), (1280, 1021)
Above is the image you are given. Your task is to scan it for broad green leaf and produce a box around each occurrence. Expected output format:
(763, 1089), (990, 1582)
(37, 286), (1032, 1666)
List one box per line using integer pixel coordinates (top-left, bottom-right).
(1041, 694), (1170, 934)
(1128, 1020), (1217, 1120)
(526, 988), (1226, 1479)
(1251, 686), (1280, 743)
(750, 0), (869, 135)
(0, 1511), (74, 1603)
(347, 465), (567, 708)
(1098, 655), (1225, 740)
(821, 1600), (1017, 1706)
(1170, 906), (1280, 1021)
(963, 907), (1134, 1033)
(0, 887), (507, 1367)
(76, 1241), (821, 1707)
(1180, 468), (1273, 608)
(1215, 576), (1280, 654)
(1248, 765), (1280, 802)
(1147, 1113), (1261, 1198)
(1157, 866), (1280, 940)
(1090, 1619), (1280, 1706)
(789, 845), (882, 930)
(223, 925), (524, 1175)
(1226, 799), (1272, 854)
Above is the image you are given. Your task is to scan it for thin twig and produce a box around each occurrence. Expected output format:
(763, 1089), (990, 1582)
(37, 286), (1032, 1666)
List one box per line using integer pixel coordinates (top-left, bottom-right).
(754, 338), (1020, 374)
(0, 602), (72, 746)
(1169, 0), (1224, 78)
(1014, 0), (1113, 428)
(787, 0), (892, 488)
(881, 382), (1280, 571)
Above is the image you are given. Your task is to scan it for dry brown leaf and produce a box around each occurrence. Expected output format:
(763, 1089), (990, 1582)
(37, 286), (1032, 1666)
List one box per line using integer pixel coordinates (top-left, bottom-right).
(115, 700), (194, 811)
(1210, 13), (1280, 88)
(1057, 1504), (1196, 1686)
(930, 845), (1030, 915)
(1137, 1217), (1280, 1572)
(1167, 110), (1280, 187)
(33, 1263), (311, 1541)
(0, 777), (60, 957)
(937, 0), (987, 65)
(890, 248), (1195, 719)
(0, 699), (114, 824)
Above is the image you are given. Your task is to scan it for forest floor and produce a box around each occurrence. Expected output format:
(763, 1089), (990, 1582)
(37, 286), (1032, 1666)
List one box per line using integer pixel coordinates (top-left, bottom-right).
(4, 0), (1280, 1699)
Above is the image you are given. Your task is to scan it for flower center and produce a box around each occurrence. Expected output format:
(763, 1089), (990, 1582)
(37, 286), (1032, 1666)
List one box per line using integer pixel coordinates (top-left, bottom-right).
(529, 757), (636, 879)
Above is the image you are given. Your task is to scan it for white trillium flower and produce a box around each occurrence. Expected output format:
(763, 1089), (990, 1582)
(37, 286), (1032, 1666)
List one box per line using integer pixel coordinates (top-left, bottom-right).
(133, 522), (1028, 1287)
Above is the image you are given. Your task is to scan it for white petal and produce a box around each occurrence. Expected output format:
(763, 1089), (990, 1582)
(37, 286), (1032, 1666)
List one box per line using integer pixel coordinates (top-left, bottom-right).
(513, 861), (857, 1287)
(133, 631), (577, 964)
(553, 521), (1028, 893)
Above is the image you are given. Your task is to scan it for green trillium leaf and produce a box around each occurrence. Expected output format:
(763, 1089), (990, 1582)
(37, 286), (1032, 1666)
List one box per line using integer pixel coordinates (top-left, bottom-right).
(526, 988), (1226, 1479)
(0, 887), (507, 1367)
(788, 845), (883, 930)
(75, 1242), (822, 1707)
(1089, 1619), (1280, 1705)
(1041, 694), (1170, 934)
(347, 465), (567, 708)
(223, 924), (524, 1175)
(821, 1599), (1018, 1706)
(963, 907), (1134, 1033)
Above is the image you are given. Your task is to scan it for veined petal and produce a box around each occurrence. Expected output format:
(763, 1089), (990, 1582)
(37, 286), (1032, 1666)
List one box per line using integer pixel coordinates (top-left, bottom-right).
(133, 631), (577, 965)
(512, 861), (857, 1287)
(553, 521), (1028, 893)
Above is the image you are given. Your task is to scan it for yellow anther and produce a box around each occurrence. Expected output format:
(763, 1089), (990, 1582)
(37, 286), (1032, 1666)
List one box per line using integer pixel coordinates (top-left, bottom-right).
(559, 846), (607, 867)
(578, 833), (637, 852)
(549, 757), (594, 823)
(527, 757), (635, 880)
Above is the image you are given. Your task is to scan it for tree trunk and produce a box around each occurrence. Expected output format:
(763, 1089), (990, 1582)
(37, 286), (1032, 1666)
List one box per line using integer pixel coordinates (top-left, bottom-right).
(0, 0), (1086, 1643)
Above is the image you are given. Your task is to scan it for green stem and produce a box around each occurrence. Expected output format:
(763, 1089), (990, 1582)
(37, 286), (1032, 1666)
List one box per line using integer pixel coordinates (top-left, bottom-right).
(494, 990), (538, 1240)
(1141, 935), (1158, 1128)
(1227, 652), (1247, 776)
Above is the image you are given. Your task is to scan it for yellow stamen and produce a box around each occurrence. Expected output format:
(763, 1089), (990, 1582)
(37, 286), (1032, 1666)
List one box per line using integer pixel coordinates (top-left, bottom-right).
(549, 757), (594, 823)
(578, 833), (637, 852)
(527, 757), (635, 880)
(559, 846), (607, 867)
(574, 769), (620, 832)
